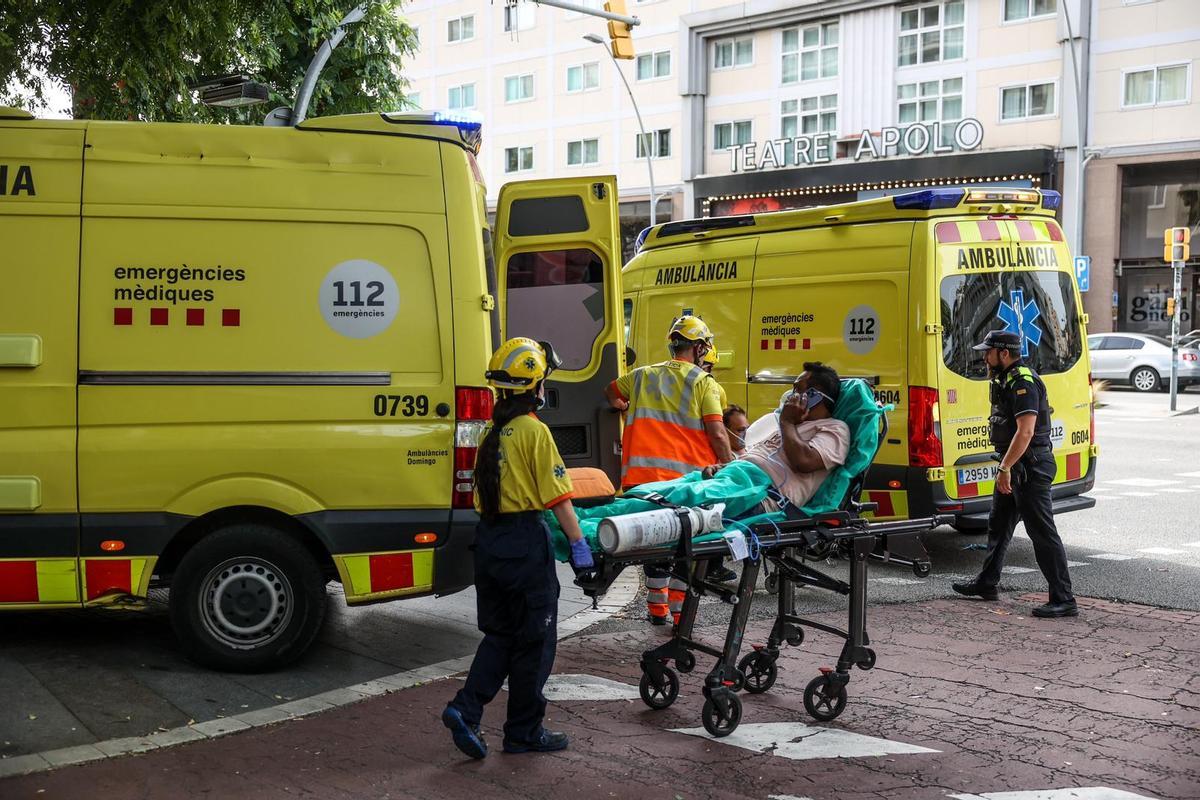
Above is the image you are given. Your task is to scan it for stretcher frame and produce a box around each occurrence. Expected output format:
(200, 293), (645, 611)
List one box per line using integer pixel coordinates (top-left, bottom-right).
(574, 410), (949, 737)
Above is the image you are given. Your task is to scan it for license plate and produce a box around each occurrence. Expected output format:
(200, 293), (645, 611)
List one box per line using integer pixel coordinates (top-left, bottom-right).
(957, 464), (998, 485)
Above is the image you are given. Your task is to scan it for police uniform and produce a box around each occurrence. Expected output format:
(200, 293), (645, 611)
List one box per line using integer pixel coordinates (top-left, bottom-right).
(970, 331), (1075, 609)
(448, 413), (573, 746)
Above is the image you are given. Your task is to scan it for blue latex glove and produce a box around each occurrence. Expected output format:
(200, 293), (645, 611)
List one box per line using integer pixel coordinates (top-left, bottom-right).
(569, 538), (595, 569)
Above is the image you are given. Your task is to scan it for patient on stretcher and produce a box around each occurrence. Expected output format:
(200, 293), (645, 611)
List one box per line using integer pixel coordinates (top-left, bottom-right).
(548, 363), (878, 559)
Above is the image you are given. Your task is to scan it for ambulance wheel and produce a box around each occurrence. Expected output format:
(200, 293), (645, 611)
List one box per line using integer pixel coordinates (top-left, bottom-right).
(856, 648), (876, 671)
(639, 667), (680, 710)
(738, 651), (778, 694)
(676, 651), (696, 674)
(803, 675), (848, 722)
(170, 524), (327, 673)
(701, 693), (742, 737)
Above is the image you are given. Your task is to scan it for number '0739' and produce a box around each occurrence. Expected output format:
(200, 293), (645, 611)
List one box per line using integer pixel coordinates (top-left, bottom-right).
(373, 395), (429, 417)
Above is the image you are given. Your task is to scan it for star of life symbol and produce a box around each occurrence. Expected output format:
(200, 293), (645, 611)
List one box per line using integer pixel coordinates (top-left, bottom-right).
(997, 289), (1042, 358)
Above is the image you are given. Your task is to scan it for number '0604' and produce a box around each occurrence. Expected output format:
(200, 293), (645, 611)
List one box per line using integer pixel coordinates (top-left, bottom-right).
(373, 395), (429, 417)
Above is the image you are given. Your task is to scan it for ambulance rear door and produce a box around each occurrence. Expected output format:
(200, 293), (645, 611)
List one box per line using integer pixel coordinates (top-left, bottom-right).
(493, 177), (625, 486)
(933, 215), (1092, 503)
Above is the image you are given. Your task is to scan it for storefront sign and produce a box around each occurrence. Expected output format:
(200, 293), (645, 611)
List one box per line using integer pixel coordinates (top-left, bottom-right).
(727, 118), (985, 173)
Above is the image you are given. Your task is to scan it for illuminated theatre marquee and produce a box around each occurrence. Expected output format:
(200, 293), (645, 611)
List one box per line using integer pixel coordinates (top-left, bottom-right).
(726, 118), (986, 173)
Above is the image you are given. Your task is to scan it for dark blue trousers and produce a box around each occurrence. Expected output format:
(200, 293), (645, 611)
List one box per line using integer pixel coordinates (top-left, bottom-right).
(449, 511), (559, 744)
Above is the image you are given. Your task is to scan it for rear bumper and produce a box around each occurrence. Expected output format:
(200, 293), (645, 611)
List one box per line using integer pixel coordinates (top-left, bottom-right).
(913, 452), (1098, 529)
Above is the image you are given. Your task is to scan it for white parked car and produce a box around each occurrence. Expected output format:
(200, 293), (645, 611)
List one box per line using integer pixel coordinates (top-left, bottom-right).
(1087, 333), (1200, 392)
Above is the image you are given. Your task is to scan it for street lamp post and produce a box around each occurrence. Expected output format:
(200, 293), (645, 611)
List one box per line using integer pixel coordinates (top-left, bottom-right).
(583, 33), (658, 226)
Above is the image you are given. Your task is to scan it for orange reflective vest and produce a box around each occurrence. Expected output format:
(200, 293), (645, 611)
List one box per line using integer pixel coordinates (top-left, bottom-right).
(611, 359), (724, 489)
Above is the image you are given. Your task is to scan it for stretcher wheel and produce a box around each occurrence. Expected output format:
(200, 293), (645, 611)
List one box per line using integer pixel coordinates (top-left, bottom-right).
(675, 651), (696, 674)
(701, 693), (742, 737)
(803, 674), (848, 722)
(737, 651), (778, 694)
(856, 648), (876, 671)
(765, 572), (779, 594)
(639, 667), (680, 710)
(912, 561), (931, 578)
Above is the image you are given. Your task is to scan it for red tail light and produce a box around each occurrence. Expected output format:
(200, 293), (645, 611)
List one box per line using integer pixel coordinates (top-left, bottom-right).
(454, 387), (495, 509)
(1183, 352), (1198, 362)
(1088, 374), (1096, 447)
(908, 386), (943, 468)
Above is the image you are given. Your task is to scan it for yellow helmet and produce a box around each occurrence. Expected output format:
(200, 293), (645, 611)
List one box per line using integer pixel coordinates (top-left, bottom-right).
(485, 337), (560, 392)
(702, 344), (719, 367)
(668, 315), (712, 343)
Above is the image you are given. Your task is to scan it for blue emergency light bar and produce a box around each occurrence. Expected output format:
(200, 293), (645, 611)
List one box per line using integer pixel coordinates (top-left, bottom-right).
(891, 188), (966, 210)
(382, 110), (483, 153)
(1040, 190), (1062, 210)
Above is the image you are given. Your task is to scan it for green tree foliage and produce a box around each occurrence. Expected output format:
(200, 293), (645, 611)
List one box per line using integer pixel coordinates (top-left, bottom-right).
(0, 0), (417, 122)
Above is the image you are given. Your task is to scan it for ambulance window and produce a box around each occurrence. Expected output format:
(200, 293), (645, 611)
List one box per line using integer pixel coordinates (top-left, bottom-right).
(623, 298), (633, 342)
(482, 228), (502, 346)
(506, 248), (605, 371)
(940, 271), (1083, 379)
(507, 196), (589, 236)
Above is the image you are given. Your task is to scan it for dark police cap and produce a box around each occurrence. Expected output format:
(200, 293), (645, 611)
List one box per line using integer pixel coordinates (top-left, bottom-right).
(972, 330), (1022, 351)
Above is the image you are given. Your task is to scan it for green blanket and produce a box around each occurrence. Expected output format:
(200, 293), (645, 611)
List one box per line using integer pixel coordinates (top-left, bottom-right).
(548, 379), (889, 561)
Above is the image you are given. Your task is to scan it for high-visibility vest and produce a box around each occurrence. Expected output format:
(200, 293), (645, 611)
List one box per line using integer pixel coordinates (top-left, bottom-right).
(613, 359), (724, 488)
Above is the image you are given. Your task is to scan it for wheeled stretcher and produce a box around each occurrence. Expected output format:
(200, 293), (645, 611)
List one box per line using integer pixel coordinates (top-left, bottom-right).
(566, 387), (948, 737)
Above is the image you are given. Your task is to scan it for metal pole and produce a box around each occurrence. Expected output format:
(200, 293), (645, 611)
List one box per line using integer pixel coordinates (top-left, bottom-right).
(1060, 0), (1089, 260)
(1171, 261), (1183, 411)
(537, 0), (640, 27)
(586, 35), (656, 225)
(291, 3), (368, 125)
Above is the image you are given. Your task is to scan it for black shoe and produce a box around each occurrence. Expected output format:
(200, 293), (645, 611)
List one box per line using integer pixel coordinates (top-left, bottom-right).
(1032, 601), (1078, 618)
(442, 705), (487, 760)
(951, 581), (999, 601)
(503, 729), (569, 754)
(648, 613), (670, 626)
(708, 565), (739, 583)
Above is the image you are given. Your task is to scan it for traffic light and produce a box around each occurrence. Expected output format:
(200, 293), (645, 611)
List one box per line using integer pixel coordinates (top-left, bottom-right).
(605, 0), (635, 60)
(1166, 297), (1176, 317)
(1164, 226), (1191, 262)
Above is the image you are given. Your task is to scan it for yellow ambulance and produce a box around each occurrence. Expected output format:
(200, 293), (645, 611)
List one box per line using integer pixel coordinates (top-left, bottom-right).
(622, 187), (1097, 528)
(0, 107), (624, 670)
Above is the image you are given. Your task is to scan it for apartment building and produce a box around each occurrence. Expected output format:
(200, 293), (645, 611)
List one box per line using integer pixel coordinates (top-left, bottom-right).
(403, 0), (1199, 335)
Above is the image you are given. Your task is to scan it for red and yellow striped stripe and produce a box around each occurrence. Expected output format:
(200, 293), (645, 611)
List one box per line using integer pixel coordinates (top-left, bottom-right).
(935, 219), (1064, 244)
(0, 557), (154, 606)
(335, 549), (435, 604)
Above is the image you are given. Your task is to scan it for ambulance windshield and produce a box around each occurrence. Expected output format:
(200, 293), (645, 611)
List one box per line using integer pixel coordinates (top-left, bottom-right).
(940, 271), (1083, 380)
(505, 248), (606, 371)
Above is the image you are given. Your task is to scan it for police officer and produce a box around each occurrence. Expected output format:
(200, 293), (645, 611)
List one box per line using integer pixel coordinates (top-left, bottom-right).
(442, 338), (595, 759)
(952, 330), (1077, 618)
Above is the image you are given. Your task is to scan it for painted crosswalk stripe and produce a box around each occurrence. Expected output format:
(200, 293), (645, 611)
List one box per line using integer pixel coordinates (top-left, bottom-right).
(1137, 547), (1185, 556)
(671, 721), (939, 760)
(1001, 566), (1037, 575)
(1106, 478), (1179, 487)
(1090, 553), (1138, 561)
(1177, 471), (1200, 478)
(503, 674), (641, 701)
(1066, 561), (1089, 568)
(1185, 541), (1200, 548)
(1118, 492), (1158, 497)
(872, 576), (925, 586)
(1161, 488), (1193, 493)
(948, 787), (1159, 800)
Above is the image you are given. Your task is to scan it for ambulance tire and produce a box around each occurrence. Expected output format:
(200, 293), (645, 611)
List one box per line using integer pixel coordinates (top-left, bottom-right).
(170, 524), (327, 673)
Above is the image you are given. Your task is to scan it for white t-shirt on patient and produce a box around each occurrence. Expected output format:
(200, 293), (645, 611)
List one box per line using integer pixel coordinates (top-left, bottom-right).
(737, 416), (851, 508)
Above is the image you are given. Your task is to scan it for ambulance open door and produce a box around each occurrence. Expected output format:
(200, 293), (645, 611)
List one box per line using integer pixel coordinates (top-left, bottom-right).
(493, 177), (626, 487)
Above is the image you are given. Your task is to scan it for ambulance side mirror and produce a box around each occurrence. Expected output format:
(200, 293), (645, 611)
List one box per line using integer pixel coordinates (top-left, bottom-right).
(625, 346), (637, 367)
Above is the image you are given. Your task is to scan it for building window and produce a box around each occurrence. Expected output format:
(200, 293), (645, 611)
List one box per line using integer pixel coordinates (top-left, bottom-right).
(898, 77), (962, 148)
(505, 74), (535, 103)
(782, 95), (838, 136)
(898, 1), (964, 67)
(567, 62), (600, 92)
(503, 3), (536, 31)
(782, 22), (838, 83)
(447, 15), (474, 43)
(567, 138), (599, 166)
(1122, 64), (1191, 108)
(1000, 82), (1056, 120)
(636, 50), (671, 81)
(713, 36), (754, 70)
(406, 92), (421, 109)
(635, 129), (672, 159)
(448, 83), (475, 110)
(505, 146), (534, 173)
(713, 121), (752, 151)
(1003, 0), (1056, 22)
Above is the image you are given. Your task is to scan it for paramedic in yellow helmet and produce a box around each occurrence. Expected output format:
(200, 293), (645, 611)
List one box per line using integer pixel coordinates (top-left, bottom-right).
(604, 316), (734, 624)
(443, 338), (593, 760)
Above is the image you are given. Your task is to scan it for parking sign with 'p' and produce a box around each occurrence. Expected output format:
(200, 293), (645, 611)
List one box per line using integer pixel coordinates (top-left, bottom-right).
(1074, 255), (1090, 293)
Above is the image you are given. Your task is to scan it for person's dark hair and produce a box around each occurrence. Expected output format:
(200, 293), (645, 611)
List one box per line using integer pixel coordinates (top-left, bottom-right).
(722, 404), (746, 427)
(803, 361), (841, 406)
(474, 388), (540, 521)
(668, 333), (699, 357)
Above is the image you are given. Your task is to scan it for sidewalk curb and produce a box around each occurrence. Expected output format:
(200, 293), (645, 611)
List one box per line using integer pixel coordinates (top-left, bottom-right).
(0, 568), (642, 780)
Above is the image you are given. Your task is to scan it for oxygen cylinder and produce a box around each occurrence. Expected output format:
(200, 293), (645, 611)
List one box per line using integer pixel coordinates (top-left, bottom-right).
(596, 504), (727, 555)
